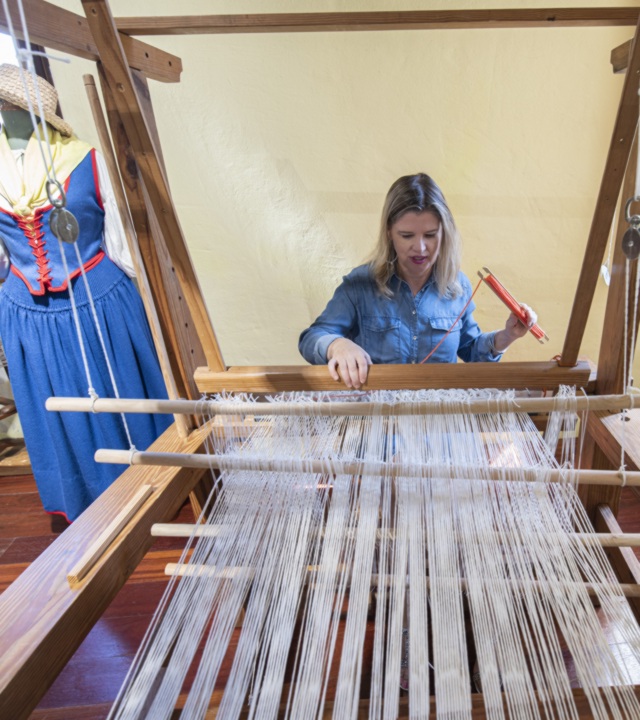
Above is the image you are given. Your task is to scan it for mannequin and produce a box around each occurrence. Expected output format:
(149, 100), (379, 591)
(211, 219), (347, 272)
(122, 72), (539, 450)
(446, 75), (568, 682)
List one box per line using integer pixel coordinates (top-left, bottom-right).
(0, 64), (171, 523)
(0, 104), (32, 149)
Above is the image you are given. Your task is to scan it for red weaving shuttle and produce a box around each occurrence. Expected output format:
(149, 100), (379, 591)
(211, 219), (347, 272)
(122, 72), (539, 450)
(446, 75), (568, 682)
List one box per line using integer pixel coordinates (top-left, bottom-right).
(478, 266), (548, 344)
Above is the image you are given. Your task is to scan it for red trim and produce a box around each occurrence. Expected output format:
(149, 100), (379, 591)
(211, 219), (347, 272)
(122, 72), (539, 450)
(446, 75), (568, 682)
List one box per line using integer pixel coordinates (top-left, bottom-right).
(46, 509), (72, 524)
(91, 149), (103, 211)
(1, 152), (106, 294)
(10, 250), (106, 294)
(10, 264), (44, 295)
(0, 175), (74, 296)
(17, 214), (51, 291)
(47, 250), (106, 292)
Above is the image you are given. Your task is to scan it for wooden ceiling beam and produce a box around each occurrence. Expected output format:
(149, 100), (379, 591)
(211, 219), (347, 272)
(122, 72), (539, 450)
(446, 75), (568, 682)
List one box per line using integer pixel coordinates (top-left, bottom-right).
(114, 7), (640, 36)
(0, 0), (181, 83)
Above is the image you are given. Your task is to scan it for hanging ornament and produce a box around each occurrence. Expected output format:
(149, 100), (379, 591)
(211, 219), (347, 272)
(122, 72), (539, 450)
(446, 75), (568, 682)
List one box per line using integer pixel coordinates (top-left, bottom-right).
(623, 196), (640, 260)
(46, 178), (79, 244)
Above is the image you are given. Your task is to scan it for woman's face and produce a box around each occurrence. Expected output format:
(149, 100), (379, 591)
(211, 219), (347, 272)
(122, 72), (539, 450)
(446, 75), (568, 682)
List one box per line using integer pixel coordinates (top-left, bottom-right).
(389, 210), (442, 292)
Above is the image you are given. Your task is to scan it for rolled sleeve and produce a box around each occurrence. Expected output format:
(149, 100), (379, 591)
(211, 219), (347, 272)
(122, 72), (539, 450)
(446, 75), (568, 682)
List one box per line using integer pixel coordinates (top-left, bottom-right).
(299, 278), (359, 365)
(472, 330), (504, 362)
(301, 332), (342, 365)
(456, 284), (504, 363)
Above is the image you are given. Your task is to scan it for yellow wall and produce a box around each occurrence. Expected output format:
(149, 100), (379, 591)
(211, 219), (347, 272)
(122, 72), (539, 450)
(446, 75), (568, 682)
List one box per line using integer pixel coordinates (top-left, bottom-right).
(48, 1), (639, 374)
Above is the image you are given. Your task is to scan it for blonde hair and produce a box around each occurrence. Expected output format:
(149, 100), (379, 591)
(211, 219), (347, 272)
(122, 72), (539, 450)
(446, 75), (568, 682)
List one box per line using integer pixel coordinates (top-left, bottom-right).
(369, 173), (462, 298)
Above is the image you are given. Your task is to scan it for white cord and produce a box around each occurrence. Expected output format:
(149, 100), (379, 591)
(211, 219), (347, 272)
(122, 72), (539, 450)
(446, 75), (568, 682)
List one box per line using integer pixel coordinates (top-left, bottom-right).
(72, 243), (135, 447)
(601, 205), (617, 286)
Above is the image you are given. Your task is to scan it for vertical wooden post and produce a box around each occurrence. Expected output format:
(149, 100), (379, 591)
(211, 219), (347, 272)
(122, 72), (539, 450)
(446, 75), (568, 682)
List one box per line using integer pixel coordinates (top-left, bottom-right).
(560, 15), (640, 367)
(83, 73), (190, 439)
(596, 132), (640, 397)
(580, 133), (640, 518)
(82, 0), (226, 374)
(96, 67), (213, 512)
(97, 65), (205, 402)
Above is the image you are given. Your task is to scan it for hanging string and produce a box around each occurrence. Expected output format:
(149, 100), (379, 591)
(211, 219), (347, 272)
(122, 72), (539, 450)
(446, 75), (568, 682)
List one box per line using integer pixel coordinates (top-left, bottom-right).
(601, 203), (617, 286)
(628, 259), (640, 390)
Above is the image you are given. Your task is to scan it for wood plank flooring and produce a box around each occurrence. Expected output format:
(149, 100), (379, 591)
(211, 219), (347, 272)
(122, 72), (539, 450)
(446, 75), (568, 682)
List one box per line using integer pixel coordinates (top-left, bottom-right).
(1, 473), (640, 718)
(0, 471), (196, 719)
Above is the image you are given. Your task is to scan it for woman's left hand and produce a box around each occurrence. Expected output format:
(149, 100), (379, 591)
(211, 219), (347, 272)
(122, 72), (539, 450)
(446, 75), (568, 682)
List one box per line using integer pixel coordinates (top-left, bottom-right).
(493, 304), (537, 352)
(504, 303), (537, 340)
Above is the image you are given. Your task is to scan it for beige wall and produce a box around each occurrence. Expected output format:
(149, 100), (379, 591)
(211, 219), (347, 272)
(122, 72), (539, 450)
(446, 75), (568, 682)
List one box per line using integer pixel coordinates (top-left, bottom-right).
(48, 1), (638, 375)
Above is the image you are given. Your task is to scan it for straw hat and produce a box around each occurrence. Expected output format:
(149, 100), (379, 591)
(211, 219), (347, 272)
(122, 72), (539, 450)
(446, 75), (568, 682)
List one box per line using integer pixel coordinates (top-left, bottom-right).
(0, 63), (72, 137)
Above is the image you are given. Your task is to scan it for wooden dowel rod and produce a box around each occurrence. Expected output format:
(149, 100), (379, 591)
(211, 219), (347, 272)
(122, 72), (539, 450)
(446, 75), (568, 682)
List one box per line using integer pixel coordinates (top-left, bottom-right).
(163, 562), (640, 597)
(97, 448), (640, 487)
(67, 484), (154, 586)
(151, 523), (640, 548)
(47, 392), (640, 417)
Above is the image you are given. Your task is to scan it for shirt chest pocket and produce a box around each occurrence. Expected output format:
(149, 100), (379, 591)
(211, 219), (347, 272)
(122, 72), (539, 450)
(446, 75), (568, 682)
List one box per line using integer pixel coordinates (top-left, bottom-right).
(426, 315), (461, 361)
(429, 316), (461, 334)
(360, 315), (402, 364)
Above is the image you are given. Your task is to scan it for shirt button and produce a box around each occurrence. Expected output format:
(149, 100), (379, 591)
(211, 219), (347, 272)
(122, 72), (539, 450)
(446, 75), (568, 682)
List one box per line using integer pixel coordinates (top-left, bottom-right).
(412, 310), (416, 315)
(413, 335), (417, 341)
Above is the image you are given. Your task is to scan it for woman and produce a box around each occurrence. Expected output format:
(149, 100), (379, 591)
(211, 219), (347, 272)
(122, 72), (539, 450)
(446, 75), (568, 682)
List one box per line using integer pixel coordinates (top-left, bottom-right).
(299, 173), (535, 388)
(0, 64), (171, 522)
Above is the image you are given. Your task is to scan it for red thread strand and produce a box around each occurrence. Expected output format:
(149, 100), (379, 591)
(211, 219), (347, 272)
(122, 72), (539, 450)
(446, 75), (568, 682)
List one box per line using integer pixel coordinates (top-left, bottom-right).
(419, 277), (483, 364)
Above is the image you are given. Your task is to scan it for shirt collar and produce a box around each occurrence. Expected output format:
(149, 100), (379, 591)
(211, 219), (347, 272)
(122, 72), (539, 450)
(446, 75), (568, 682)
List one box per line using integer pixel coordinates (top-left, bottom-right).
(391, 271), (436, 296)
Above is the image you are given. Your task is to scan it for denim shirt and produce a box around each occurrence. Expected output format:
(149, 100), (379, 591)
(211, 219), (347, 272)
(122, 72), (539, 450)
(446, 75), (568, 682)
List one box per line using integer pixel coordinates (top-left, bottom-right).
(298, 265), (502, 365)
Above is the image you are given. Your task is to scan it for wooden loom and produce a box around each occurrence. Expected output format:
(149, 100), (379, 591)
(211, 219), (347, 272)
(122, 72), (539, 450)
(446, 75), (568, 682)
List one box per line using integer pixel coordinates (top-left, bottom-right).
(1, 2), (640, 717)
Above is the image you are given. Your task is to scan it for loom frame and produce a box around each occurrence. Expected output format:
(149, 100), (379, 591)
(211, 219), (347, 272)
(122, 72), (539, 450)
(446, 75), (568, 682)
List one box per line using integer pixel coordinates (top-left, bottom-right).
(1, 2), (640, 717)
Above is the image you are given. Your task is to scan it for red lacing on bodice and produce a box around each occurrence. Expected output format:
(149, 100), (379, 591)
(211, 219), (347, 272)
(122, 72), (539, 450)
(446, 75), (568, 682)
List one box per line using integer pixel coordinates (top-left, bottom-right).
(16, 213), (51, 288)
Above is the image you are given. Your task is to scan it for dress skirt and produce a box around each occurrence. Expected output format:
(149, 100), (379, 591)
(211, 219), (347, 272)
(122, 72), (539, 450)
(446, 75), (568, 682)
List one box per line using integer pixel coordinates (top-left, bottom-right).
(0, 257), (172, 521)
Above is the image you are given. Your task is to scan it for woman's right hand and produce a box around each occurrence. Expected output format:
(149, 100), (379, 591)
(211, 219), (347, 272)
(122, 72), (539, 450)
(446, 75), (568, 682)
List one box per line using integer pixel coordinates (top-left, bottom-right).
(327, 338), (372, 389)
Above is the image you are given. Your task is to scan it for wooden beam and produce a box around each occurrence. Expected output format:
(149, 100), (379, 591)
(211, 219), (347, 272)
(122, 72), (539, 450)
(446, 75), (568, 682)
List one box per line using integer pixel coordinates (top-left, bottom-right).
(114, 8), (640, 36)
(589, 408), (640, 471)
(560, 15), (640, 367)
(97, 65), (208, 401)
(595, 504), (640, 622)
(0, 423), (208, 720)
(83, 74), (185, 420)
(82, 0), (225, 373)
(611, 38), (633, 73)
(193, 359), (593, 394)
(596, 132), (640, 396)
(0, 0), (181, 83)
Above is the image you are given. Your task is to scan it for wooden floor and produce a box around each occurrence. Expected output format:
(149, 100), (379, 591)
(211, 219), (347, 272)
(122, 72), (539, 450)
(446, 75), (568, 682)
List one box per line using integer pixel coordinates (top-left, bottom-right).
(0, 471), (196, 719)
(2, 472), (640, 719)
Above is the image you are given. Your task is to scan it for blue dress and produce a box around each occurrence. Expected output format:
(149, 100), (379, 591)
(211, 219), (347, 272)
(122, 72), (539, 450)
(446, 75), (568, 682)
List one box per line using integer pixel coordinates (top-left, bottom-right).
(0, 149), (171, 521)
